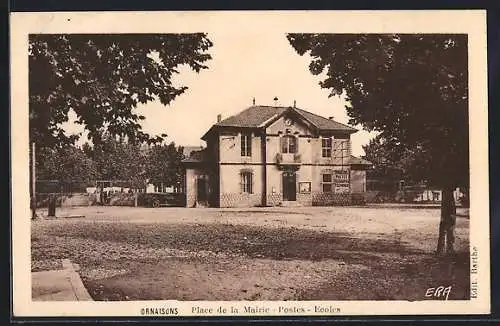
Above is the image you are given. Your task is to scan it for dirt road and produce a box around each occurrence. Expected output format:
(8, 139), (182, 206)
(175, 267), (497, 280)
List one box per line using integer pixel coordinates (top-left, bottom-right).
(31, 206), (470, 301)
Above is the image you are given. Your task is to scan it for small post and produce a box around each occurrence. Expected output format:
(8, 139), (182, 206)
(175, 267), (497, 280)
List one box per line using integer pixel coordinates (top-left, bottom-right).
(48, 193), (56, 217)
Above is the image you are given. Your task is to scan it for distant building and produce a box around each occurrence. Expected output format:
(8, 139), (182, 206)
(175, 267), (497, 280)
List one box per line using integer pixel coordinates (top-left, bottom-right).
(182, 146), (204, 159)
(182, 105), (371, 208)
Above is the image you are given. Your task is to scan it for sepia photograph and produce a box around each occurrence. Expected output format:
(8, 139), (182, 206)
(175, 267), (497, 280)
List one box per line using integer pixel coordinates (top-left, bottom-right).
(11, 11), (489, 317)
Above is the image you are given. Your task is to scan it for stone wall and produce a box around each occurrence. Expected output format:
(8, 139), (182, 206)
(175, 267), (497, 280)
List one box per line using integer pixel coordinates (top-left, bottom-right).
(312, 192), (351, 206)
(267, 192), (282, 206)
(297, 192), (312, 206)
(219, 192), (262, 208)
(35, 193), (96, 208)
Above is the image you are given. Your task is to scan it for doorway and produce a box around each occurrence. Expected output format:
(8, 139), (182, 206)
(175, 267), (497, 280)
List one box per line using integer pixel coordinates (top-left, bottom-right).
(197, 178), (208, 202)
(282, 171), (297, 201)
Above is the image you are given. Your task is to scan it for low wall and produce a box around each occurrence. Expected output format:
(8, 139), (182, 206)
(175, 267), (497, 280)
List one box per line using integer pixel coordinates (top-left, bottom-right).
(217, 192), (365, 207)
(35, 193), (97, 208)
(312, 192), (352, 206)
(219, 192), (262, 208)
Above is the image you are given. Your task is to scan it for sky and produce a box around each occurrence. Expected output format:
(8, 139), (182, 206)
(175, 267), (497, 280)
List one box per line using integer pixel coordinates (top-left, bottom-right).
(64, 31), (377, 157)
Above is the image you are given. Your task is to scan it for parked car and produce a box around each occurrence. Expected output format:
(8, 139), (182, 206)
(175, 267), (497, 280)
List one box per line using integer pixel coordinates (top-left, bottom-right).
(138, 192), (186, 208)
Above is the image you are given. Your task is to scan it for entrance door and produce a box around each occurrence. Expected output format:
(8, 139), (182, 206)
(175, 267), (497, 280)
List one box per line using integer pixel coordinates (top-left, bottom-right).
(197, 178), (208, 202)
(282, 171), (297, 201)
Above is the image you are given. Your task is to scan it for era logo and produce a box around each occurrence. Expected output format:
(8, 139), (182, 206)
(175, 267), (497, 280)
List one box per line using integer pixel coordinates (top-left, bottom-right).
(425, 286), (452, 300)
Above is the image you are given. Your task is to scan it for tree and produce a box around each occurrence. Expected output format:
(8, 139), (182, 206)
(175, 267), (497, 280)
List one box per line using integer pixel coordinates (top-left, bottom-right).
(146, 142), (185, 192)
(84, 135), (148, 184)
(36, 145), (98, 191)
(362, 135), (433, 186)
(84, 135), (148, 206)
(29, 33), (213, 148)
(288, 33), (468, 255)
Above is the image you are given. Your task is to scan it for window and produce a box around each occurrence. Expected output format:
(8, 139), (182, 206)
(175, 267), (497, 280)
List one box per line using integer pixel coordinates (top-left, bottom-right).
(322, 173), (333, 193)
(241, 133), (252, 157)
(281, 135), (297, 153)
(322, 137), (332, 157)
(241, 171), (253, 194)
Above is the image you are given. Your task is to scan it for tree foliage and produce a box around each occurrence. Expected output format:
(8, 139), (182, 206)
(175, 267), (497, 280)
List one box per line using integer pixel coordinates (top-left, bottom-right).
(362, 135), (433, 185)
(84, 135), (148, 188)
(37, 137), (187, 190)
(146, 142), (185, 189)
(29, 33), (213, 148)
(36, 145), (98, 187)
(287, 34), (468, 189)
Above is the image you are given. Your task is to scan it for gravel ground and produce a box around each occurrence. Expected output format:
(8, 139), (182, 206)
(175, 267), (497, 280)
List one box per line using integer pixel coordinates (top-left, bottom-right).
(31, 206), (470, 301)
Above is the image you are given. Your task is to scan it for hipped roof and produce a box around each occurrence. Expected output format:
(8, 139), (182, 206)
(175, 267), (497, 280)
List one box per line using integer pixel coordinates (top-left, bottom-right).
(202, 105), (357, 140)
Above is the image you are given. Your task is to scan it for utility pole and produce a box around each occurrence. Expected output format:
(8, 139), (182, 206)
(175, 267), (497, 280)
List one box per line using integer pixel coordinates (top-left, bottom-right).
(31, 142), (37, 220)
(341, 140), (344, 171)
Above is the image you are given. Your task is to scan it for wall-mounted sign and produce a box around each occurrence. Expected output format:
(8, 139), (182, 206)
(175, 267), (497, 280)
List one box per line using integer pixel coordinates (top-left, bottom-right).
(299, 182), (311, 193)
(335, 184), (350, 194)
(334, 170), (350, 193)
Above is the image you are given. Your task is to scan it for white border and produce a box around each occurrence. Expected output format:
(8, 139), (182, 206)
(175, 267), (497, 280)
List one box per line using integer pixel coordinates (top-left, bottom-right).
(10, 10), (490, 317)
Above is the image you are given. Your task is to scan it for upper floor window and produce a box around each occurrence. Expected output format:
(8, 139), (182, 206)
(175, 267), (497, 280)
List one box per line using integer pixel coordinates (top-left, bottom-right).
(281, 135), (297, 154)
(241, 133), (252, 157)
(240, 171), (253, 194)
(322, 137), (332, 157)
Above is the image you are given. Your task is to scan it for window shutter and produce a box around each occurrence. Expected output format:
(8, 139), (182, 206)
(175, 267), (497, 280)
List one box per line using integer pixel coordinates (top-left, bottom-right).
(250, 173), (253, 194)
(248, 135), (252, 156)
(240, 134), (245, 156)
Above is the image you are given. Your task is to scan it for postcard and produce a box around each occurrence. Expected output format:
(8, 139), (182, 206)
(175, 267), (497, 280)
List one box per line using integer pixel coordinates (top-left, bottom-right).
(10, 10), (489, 317)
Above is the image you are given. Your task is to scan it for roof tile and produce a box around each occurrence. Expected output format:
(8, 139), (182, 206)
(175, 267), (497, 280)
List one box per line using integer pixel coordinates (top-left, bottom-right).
(349, 155), (372, 166)
(215, 105), (357, 132)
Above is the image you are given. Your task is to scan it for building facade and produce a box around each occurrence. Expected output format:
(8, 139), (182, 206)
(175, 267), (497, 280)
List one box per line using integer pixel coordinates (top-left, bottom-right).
(182, 105), (371, 208)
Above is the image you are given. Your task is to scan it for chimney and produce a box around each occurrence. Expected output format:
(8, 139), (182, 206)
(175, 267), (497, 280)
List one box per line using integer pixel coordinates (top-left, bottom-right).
(252, 97), (256, 105)
(293, 100), (296, 108)
(217, 114), (222, 123)
(328, 116), (334, 120)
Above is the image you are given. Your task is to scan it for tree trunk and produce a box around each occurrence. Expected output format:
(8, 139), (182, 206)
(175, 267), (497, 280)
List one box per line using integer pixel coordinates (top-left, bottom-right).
(134, 192), (138, 207)
(436, 187), (456, 255)
(31, 196), (37, 220)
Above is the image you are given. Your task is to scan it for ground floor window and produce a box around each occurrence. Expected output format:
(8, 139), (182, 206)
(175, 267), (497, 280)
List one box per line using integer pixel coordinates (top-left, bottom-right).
(322, 170), (350, 193)
(322, 173), (333, 193)
(240, 171), (253, 194)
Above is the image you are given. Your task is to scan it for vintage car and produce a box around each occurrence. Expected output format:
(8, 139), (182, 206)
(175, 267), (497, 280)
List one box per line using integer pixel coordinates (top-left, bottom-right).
(138, 192), (186, 208)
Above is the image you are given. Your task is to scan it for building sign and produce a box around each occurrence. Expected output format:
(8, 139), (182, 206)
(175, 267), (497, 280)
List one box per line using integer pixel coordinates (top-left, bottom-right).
(299, 182), (311, 193)
(334, 170), (350, 194)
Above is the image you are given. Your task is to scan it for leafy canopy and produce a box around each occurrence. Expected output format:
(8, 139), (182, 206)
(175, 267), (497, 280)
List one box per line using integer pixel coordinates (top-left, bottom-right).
(29, 33), (213, 148)
(287, 33), (468, 188)
(36, 145), (98, 187)
(362, 134), (432, 185)
(83, 135), (148, 188)
(146, 142), (185, 188)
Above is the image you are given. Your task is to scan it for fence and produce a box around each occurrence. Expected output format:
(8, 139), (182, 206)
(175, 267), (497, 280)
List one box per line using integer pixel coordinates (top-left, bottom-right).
(33, 180), (186, 208)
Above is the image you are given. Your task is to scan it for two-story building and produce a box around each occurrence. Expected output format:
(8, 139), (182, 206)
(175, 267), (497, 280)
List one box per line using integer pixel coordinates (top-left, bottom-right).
(182, 105), (371, 208)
